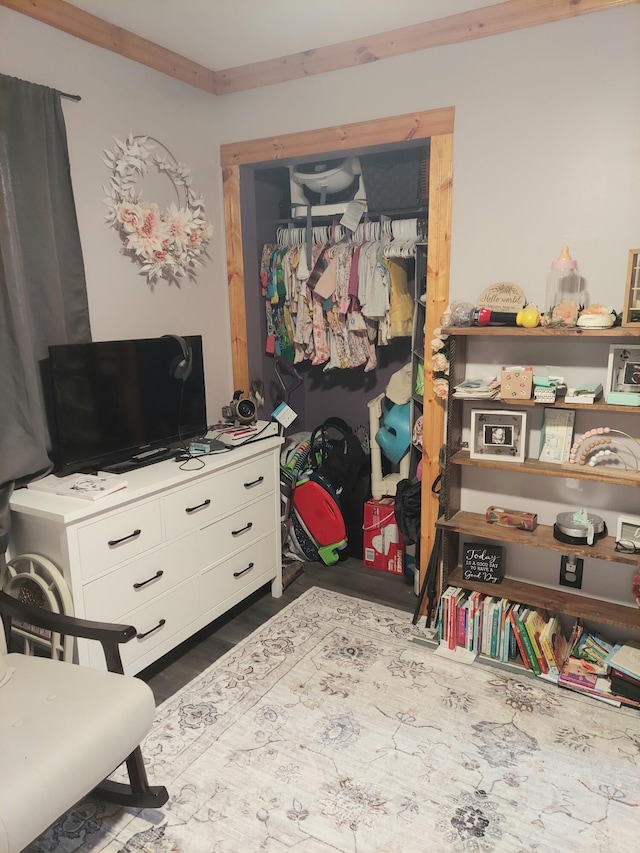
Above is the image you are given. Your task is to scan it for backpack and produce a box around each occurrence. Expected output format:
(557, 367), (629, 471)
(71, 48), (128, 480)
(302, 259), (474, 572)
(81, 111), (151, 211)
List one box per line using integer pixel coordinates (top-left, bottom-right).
(309, 417), (371, 558)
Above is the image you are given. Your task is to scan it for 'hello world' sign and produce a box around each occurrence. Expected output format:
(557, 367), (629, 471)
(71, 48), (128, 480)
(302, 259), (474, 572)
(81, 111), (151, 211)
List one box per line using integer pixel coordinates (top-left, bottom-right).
(462, 543), (504, 584)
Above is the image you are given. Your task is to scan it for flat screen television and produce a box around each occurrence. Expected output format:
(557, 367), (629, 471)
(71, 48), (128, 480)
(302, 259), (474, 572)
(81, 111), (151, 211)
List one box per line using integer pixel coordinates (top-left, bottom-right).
(45, 335), (207, 474)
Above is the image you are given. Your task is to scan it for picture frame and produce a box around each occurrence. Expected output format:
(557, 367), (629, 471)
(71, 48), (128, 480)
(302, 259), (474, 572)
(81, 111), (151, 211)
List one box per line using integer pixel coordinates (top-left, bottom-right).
(622, 249), (640, 327)
(606, 345), (640, 396)
(538, 408), (575, 464)
(470, 409), (527, 463)
(616, 514), (640, 546)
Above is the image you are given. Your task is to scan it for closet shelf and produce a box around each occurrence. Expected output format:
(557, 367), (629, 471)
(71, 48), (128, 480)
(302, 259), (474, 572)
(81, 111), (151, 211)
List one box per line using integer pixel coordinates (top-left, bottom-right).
(437, 511), (640, 568)
(274, 209), (428, 225)
(451, 449), (640, 488)
(444, 567), (639, 630)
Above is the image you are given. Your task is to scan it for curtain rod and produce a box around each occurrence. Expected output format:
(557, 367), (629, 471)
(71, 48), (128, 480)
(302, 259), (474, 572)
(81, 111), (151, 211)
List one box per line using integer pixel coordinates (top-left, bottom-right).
(60, 91), (81, 101)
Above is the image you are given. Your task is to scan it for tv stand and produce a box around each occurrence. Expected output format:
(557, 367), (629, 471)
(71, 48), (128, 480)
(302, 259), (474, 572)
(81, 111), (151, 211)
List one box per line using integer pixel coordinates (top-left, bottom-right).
(8, 438), (283, 675)
(102, 448), (178, 474)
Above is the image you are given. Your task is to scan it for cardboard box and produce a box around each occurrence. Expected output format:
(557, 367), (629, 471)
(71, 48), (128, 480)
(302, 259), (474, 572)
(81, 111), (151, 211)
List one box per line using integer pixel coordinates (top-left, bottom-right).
(500, 365), (533, 400)
(363, 499), (404, 574)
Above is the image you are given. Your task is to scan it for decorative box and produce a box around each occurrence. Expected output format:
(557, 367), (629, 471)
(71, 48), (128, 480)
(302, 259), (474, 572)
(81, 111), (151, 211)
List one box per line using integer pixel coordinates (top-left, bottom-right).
(500, 365), (533, 400)
(485, 505), (538, 531)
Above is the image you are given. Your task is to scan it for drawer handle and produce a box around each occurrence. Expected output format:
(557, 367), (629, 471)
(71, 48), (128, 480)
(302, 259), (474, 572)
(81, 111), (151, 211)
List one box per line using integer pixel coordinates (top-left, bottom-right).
(133, 570), (164, 590)
(233, 562), (255, 578)
(108, 528), (141, 547)
(136, 619), (166, 640)
(244, 476), (264, 489)
(185, 498), (211, 514)
(231, 522), (253, 536)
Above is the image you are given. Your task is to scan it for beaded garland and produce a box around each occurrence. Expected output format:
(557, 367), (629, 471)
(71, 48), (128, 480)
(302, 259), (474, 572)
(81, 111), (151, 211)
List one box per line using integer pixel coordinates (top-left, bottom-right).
(568, 427), (640, 471)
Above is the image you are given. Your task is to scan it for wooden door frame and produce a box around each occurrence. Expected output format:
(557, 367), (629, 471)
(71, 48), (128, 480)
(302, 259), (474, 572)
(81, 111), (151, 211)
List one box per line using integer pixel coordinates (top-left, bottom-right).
(220, 108), (454, 593)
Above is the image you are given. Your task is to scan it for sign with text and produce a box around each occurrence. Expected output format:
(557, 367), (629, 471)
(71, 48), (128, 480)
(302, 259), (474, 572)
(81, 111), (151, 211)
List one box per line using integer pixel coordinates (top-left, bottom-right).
(462, 543), (504, 584)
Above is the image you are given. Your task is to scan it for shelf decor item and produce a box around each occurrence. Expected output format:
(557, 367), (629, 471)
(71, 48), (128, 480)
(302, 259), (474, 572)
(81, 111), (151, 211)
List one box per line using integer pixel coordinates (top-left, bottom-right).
(622, 249), (640, 327)
(566, 427), (640, 472)
(103, 134), (213, 284)
(615, 515), (640, 552)
(605, 345), (640, 405)
(469, 409), (527, 463)
(462, 542), (504, 584)
(538, 408), (575, 464)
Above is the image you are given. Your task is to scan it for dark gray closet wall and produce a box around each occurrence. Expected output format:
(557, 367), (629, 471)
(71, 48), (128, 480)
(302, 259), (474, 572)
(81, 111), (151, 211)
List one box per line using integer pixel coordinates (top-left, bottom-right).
(240, 142), (428, 435)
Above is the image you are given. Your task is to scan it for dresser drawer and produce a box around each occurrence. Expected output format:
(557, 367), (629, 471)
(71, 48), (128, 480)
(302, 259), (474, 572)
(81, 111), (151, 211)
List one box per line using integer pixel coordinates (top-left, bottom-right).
(77, 500), (163, 580)
(197, 494), (276, 570)
(87, 577), (199, 671)
(200, 534), (277, 612)
(163, 456), (276, 541)
(82, 533), (198, 624)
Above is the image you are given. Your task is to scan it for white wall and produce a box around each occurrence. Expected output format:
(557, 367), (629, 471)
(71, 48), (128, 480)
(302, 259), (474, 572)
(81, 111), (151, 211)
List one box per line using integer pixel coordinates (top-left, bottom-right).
(0, 8), (233, 424)
(215, 6), (640, 312)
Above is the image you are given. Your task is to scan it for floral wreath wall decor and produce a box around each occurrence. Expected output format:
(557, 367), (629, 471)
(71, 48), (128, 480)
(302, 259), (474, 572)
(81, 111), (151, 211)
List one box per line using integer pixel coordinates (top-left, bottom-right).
(103, 134), (213, 284)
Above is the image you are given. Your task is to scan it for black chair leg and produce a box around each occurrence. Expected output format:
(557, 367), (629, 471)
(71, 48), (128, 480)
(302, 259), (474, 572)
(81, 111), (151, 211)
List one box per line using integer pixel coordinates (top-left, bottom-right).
(92, 746), (169, 808)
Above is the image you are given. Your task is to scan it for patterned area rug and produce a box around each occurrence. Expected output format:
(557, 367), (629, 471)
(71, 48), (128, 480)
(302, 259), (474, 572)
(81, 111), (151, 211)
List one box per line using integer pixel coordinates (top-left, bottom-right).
(31, 588), (639, 852)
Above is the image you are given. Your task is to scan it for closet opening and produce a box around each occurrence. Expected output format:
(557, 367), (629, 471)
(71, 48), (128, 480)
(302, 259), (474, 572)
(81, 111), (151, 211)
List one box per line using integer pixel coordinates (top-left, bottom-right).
(220, 108), (454, 594)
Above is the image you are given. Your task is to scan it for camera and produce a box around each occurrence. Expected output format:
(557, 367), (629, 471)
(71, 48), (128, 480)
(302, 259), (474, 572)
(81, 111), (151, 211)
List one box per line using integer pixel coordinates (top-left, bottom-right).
(221, 390), (257, 425)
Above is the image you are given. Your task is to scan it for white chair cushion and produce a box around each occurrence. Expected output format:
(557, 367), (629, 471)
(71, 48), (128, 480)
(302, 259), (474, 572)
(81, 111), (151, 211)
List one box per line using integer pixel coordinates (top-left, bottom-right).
(0, 654), (155, 853)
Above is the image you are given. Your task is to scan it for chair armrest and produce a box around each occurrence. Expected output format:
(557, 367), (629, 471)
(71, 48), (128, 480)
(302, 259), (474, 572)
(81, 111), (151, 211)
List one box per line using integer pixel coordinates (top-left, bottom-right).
(0, 589), (135, 673)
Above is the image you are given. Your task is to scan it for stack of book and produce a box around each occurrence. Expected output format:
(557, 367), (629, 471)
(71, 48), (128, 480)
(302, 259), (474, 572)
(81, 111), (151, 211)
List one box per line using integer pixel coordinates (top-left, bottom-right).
(604, 641), (640, 705)
(437, 587), (572, 677)
(452, 377), (501, 400)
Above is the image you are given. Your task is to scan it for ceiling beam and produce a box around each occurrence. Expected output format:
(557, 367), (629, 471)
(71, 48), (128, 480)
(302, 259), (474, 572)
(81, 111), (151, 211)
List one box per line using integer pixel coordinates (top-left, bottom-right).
(0, 0), (217, 94)
(1, 0), (637, 96)
(215, 0), (639, 93)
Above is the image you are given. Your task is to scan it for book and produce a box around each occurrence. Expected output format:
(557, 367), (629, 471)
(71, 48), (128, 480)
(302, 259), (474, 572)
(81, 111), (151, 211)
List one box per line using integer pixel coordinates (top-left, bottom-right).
(516, 608), (541, 675)
(538, 616), (571, 675)
(524, 609), (549, 674)
(508, 605), (531, 670)
(604, 641), (640, 681)
(27, 473), (128, 501)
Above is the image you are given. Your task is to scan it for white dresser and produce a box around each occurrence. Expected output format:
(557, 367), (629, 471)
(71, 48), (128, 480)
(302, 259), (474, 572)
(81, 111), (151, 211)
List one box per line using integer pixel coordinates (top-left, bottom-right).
(8, 438), (283, 674)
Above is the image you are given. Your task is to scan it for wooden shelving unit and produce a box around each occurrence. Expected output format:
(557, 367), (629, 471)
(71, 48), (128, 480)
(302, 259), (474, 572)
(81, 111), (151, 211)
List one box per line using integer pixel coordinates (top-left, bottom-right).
(441, 326), (640, 639)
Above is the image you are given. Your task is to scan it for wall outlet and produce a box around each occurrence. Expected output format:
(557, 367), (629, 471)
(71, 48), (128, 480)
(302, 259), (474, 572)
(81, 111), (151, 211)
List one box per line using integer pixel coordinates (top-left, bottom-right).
(559, 555), (584, 588)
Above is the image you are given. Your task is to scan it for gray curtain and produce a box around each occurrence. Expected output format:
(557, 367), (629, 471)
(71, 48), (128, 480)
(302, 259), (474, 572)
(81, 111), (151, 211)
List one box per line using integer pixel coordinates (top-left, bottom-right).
(0, 73), (91, 562)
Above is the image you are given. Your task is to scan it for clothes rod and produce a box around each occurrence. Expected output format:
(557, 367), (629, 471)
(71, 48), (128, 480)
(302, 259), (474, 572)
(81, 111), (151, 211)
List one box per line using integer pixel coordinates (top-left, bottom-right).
(60, 91), (81, 101)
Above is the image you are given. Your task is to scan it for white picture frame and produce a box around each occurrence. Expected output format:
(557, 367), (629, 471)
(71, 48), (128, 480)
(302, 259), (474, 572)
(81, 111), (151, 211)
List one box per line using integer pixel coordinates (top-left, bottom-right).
(606, 345), (640, 395)
(538, 408), (576, 465)
(616, 514), (640, 545)
(470, 409), (527, 463)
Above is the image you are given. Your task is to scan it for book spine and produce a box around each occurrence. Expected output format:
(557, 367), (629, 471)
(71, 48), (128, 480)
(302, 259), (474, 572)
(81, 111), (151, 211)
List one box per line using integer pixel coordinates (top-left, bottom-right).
(508, 611), (531, 670)
(517, 615), (541, 675)
(524, 617), (548, 674)
(539, 632), (559, 676)
(490, 602), (501, 659)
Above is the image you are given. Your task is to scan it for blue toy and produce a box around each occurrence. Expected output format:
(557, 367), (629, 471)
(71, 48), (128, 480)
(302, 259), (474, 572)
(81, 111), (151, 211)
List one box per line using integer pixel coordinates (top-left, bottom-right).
(375, 401), (411, 465)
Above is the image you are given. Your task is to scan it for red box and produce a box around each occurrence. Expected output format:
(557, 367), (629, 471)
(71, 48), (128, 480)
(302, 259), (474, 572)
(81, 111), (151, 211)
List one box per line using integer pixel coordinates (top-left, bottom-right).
(363, 499), (404, 574)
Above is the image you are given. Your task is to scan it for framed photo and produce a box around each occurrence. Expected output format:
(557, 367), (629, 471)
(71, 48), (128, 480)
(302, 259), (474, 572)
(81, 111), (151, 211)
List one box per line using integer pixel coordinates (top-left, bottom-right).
(616, 514), (640, 547)
(606, 345), (640, 395)
(538, 408), (575, 465)
(622, 249), (640, 327)
(470, 409), (527, 463)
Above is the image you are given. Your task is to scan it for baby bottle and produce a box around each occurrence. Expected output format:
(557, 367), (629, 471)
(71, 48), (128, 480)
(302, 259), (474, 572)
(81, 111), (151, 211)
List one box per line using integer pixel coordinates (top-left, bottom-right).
(545, 246), (582, 327)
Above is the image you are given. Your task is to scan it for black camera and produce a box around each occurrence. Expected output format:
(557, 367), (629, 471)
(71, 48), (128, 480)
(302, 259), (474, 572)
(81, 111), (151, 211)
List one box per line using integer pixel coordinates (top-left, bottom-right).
(222, 390), (257, 425)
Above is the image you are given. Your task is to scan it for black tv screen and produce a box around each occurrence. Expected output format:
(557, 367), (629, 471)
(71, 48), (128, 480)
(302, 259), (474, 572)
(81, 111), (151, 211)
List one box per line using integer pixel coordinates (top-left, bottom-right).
(46, 335), (207, 474)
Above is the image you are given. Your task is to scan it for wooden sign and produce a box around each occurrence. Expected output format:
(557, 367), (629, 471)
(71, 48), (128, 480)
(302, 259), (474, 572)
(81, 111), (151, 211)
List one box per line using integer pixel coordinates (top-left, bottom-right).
(462, 543), (504, 584)
(477, 282), (527, 312)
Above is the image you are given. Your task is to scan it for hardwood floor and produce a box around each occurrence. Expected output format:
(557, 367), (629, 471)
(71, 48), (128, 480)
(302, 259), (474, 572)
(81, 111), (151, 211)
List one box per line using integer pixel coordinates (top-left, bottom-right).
(140, 558), (418, 705)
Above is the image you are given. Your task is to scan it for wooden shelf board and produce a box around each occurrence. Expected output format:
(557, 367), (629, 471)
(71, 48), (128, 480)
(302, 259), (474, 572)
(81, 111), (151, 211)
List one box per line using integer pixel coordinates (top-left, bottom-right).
(447, 327), (640, 338)
(454, 397), (638, 414)
(451, 450), (640, 488)
(438, 511), (640, 567)
(445, 568), (639, 631)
